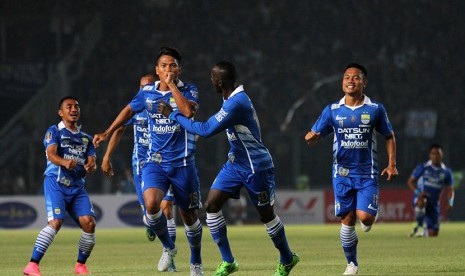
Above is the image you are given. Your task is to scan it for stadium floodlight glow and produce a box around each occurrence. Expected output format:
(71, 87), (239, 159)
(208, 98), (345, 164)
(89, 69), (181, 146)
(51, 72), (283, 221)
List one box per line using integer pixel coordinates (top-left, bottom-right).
(280, 74), (340, 132)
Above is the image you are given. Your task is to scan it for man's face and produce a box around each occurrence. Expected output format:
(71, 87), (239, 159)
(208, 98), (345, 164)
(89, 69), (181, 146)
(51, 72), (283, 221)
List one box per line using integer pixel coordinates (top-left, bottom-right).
(155, 55), (181, 82)
(139, 76), (155, 89)
(429, 147), (444, 166)
(342, 67), (367, 95)
(210, 67), (222, 94)
(58, 99), (80, 123)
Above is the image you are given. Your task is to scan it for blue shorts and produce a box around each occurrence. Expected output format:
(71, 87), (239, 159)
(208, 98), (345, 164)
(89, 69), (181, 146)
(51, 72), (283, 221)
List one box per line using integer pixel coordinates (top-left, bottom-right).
(213, 161), (275, 208)
(43, 176), (95, 224)
(142, 163), (199, 211)
(134, 169), (174, 213)
(333, 176), (378, 217)
(413, 196), (440, 231)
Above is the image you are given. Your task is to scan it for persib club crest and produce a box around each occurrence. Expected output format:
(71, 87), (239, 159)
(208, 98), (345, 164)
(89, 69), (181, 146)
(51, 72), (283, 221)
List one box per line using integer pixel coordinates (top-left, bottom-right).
(361, 114), (370, 124)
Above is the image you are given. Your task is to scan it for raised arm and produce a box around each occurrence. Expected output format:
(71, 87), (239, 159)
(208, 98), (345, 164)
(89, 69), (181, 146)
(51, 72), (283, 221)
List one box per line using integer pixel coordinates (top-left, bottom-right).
(158, 101), (229, 138)
(101, 125), (127, 176)
(164, 73), (197, 118)
(93, 104), (134, 148)
(304, 130), (321, 147)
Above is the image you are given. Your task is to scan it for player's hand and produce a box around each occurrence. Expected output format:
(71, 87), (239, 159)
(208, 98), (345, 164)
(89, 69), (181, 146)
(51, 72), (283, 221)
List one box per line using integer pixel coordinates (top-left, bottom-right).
(101, 158), (114, 177)
(381, 165), (398, 181)
(157, 101), (173, 118)
(164, 72), (175, 85)
(85, 160), (97, 174)
(63, 159), (77, 170)
(93, 133), (108, 148)
(304, 130), (321, 147)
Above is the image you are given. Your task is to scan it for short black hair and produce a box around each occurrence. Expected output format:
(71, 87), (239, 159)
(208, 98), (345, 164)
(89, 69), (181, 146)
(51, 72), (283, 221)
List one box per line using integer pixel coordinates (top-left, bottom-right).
(214, 61), (237, 82)
(429, 143), (443, 151)
(156, 46), (182, 64)
(345, 63), (367, 77)
(58, 96), (78, 109)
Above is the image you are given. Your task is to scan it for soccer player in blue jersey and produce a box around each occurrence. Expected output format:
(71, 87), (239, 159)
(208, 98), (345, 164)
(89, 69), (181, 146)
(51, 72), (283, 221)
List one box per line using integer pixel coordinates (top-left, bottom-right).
(407, 144), (454, 237)
(158, 61), (300, 276)
(100, 74), (178, 270)
(304, 63), (398, 275)
(93, 47), (204, 275)
(24, 96), (97, 276)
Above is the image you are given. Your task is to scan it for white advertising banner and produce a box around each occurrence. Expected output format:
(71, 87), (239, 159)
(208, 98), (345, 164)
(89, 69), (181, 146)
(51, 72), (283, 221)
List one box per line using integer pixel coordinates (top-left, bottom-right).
(0, 191), (326, 229)
(274, 190), (325, 224)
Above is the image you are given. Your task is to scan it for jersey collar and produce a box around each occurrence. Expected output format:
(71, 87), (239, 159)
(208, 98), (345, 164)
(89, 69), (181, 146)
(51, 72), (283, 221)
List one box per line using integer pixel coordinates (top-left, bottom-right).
(338, 94), (372, 109)
(426, 160), (446, 169)
(58, 121), (81, 133)
(228, 85), (244, 99)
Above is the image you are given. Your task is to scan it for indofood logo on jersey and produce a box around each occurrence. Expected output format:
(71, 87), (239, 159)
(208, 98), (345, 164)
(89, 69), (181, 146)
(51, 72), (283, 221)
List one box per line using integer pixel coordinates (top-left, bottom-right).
(152, 124), (180, 134)
(338, 128), (369, 149)
(340, 140), (369, 148)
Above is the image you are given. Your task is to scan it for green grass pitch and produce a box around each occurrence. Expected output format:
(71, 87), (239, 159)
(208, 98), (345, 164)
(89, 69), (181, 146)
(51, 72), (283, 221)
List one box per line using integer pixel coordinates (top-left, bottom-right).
(3, 222), (465, 275)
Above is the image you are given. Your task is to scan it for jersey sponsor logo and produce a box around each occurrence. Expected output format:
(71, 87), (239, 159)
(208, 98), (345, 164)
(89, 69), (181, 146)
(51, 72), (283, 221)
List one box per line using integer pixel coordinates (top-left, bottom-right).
(135, 125), (149, 133)
(340, 140), (369, 149)
(63, 153), (86, 165)
(155, 118), (171, 124)
(215, 108), (228, 122)
(148, 112), (165, 119)
(152, 124), (180, 134)
(0, 202), (37, 228)
(60, 135), (71, 140)
(361, 114), (370, 124)
(337, 128), (371, 134)
(335, 115), (347, 120)
(137, 137), (149, 145)
(344, 133), (363, 139)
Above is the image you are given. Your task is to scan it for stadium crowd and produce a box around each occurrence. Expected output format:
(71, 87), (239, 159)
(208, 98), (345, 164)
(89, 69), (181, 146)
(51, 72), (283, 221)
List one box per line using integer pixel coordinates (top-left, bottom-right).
(1, 0), (464, 196)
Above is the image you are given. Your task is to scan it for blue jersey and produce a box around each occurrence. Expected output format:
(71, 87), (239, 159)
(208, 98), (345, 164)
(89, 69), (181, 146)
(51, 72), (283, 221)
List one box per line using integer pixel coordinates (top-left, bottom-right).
(125, 111), (149, 175)
(129, 80), (199, 167)
(43, 121), (96, 187)
(311, 95), (393, 179)
(170, 85), (273, 173)
(412, 160), (453, 203)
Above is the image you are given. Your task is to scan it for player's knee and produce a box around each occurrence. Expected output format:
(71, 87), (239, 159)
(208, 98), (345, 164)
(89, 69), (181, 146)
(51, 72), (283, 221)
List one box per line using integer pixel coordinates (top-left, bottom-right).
(48, 219), (63, 232)
(204, 201), (221, 213)
(80, 216), (96, 232)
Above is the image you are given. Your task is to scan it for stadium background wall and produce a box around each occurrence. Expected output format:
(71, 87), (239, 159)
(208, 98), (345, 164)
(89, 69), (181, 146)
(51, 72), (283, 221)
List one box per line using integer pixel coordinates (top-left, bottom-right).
(0, 189), (458, 229)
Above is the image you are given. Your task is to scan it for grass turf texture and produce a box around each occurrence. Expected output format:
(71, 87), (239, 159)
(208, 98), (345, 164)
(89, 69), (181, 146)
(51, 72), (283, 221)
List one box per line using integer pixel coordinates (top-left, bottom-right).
(3, 222), (465, 275)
